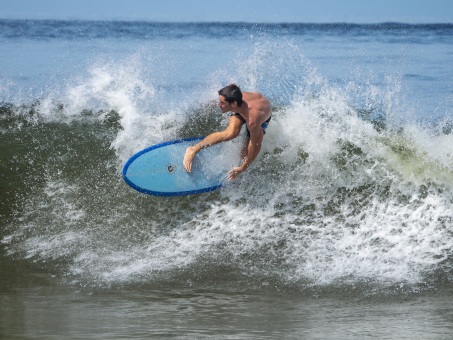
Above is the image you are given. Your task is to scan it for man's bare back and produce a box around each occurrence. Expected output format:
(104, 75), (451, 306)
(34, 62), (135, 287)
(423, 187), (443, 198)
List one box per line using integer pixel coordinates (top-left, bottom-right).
(238, 91), (272, 125)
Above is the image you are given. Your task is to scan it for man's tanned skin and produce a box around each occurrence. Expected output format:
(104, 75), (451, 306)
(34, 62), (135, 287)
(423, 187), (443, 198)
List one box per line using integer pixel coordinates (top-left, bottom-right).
(183, 84), (272, 181)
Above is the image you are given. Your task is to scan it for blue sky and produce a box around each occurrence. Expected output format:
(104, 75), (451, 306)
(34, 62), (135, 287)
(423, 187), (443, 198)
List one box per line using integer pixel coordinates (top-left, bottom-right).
(2, 0), (452, 23)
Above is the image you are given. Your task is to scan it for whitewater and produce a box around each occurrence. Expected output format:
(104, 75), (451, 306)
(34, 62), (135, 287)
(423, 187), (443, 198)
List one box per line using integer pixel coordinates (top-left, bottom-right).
(1, 20), (452, 338)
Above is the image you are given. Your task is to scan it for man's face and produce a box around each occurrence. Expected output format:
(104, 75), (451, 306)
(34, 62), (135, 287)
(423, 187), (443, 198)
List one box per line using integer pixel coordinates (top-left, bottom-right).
(218, 95), (233, 113)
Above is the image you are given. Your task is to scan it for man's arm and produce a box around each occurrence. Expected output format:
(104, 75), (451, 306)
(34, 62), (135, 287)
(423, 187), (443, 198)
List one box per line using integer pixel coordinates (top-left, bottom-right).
(227, 123), (263, 181)
(183, 115), (244, 172)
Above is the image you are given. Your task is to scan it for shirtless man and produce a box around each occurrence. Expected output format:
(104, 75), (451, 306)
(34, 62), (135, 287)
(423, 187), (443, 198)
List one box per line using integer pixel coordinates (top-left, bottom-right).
(183, 84), (272, 181)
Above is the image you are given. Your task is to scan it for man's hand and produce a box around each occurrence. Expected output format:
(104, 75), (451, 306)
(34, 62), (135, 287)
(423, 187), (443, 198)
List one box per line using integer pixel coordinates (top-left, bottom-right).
(227, 166), (245, 181)
(183, 146), (197, 172)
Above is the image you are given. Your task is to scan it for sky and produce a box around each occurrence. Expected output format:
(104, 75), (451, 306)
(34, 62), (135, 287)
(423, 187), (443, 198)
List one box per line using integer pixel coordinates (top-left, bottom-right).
(1, 0), (452, 23)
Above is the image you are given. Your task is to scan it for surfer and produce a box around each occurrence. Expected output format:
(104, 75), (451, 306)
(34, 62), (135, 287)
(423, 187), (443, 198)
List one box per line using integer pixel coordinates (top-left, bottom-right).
(183, 84), (272, 181)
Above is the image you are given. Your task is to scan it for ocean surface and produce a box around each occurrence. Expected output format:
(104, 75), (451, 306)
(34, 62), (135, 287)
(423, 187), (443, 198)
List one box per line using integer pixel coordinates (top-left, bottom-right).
(1, 19), (453, 338)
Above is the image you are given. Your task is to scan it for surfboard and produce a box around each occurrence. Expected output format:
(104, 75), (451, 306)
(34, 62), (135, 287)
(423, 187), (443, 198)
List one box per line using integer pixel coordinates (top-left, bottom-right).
(122, 137), (241, 196)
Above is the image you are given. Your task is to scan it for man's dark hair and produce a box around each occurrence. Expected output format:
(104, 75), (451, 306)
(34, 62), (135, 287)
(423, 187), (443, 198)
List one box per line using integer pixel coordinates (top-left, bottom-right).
(218, 84), (243, 106)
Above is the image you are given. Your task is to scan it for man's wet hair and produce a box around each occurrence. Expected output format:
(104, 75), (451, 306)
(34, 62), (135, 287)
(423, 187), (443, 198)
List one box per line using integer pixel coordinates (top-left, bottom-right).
(218, 84), (243, 106)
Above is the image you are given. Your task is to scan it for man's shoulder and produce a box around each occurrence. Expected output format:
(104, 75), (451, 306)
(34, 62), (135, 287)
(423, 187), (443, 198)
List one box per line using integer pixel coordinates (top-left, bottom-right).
(243, 91), (261, 96)
(244, 91), (268, 102)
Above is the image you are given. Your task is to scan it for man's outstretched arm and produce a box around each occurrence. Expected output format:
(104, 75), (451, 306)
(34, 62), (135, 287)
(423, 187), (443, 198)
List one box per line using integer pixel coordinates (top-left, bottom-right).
(183, 115), (244, 172)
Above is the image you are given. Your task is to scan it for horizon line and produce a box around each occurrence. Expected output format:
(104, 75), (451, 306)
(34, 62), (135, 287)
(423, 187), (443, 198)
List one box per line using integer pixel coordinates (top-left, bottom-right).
(1, 17), (452, 25)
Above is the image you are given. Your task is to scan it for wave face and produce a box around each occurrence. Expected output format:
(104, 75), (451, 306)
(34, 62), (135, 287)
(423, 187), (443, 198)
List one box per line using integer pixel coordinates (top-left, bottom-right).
(1, 21), (452, 293)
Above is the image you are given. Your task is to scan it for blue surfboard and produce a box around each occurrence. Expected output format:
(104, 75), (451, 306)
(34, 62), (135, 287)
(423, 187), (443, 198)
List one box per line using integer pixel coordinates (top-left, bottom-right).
(122, 137), (241, 196)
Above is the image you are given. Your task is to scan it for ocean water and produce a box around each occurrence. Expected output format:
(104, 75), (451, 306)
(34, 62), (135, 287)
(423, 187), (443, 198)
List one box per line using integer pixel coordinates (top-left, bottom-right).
(1, 20), (453, 338)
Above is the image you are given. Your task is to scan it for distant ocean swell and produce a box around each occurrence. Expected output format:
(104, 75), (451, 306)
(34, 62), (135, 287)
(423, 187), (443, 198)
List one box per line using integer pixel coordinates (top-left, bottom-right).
(1, 20), (452, 41)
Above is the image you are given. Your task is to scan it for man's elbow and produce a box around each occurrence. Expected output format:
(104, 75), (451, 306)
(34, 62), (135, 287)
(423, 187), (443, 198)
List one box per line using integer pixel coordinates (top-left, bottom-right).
(248, 127), (263, 144)
(223, 130), (240, 141)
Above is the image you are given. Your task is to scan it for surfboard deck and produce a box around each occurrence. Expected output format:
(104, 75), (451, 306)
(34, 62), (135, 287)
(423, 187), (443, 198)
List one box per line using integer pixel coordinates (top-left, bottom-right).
(122, 137), (241, 196)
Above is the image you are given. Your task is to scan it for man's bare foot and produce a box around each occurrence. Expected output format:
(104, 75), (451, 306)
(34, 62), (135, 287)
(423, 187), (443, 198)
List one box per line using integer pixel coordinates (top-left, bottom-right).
(183, 146), (197, 172)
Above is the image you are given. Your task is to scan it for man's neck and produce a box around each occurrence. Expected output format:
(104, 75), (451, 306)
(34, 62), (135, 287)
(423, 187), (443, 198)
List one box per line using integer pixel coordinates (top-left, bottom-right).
(234, 101), (248, 118)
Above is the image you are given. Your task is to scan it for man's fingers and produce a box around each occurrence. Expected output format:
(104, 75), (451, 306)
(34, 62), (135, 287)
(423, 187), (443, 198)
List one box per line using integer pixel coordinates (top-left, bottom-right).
(183, 161), (192, 173)
(227, 168), (241, 181)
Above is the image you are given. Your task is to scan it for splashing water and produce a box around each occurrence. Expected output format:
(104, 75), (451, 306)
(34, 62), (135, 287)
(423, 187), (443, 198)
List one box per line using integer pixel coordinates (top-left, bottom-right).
(2, 39), (452, 293)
